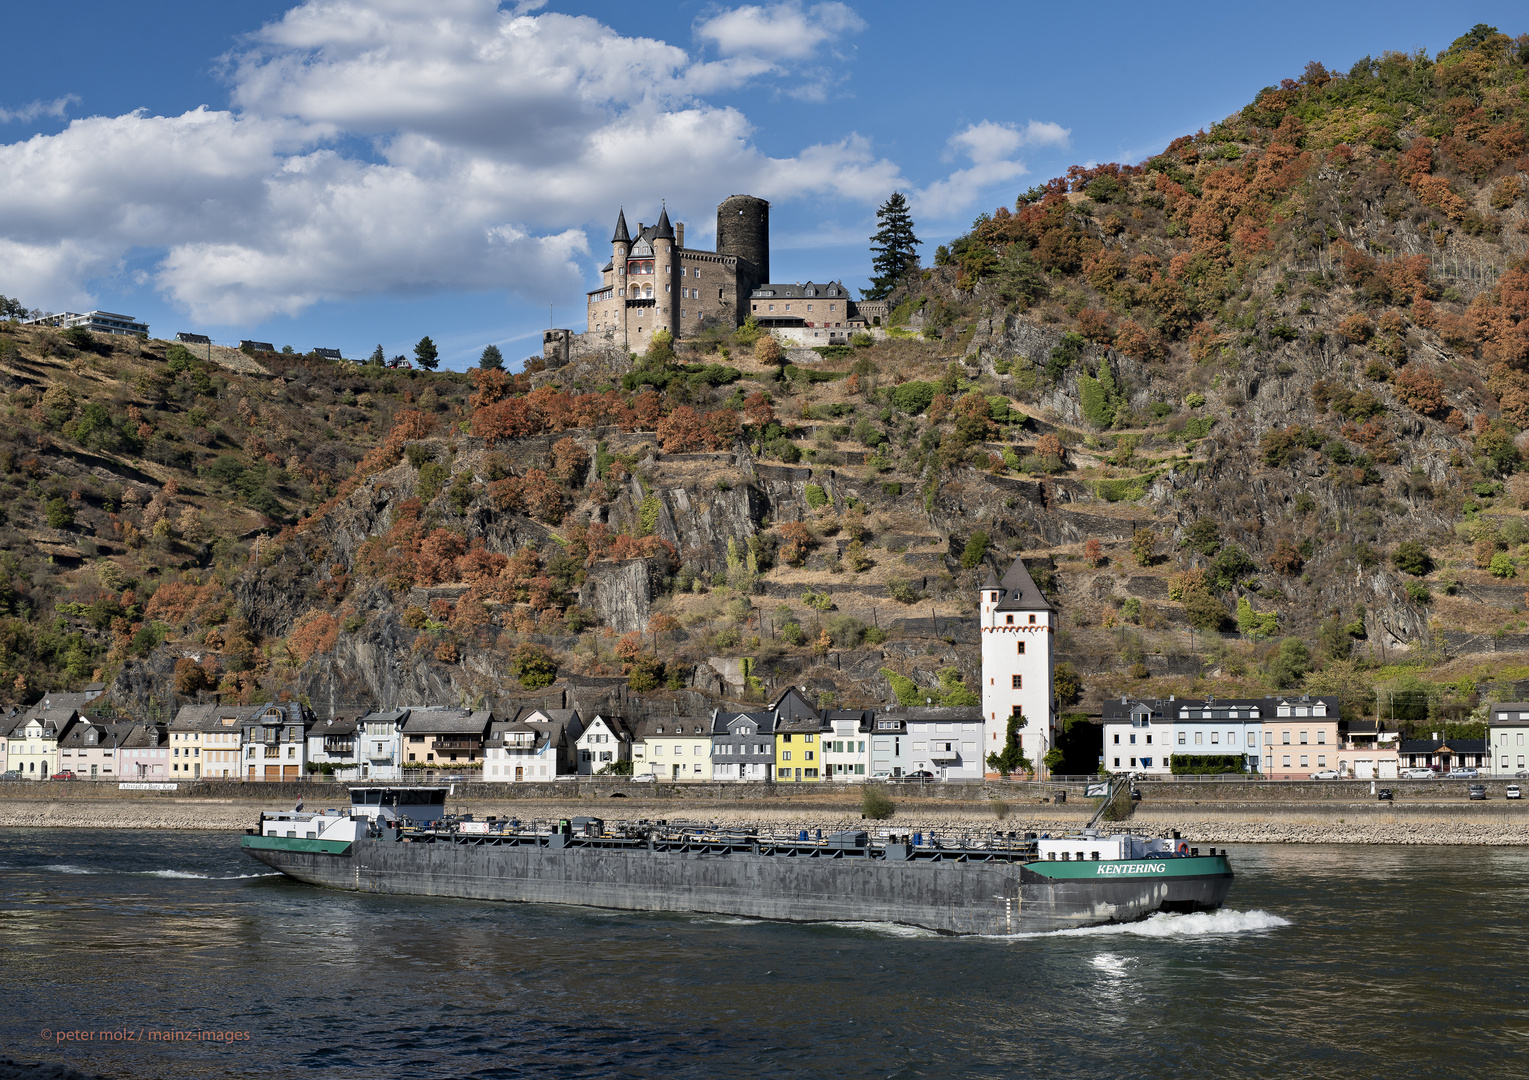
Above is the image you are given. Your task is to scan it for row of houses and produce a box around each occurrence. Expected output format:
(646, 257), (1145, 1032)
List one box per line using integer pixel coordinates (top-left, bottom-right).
(1103, 695), (1529, 779)
(2, 688), (988, 784)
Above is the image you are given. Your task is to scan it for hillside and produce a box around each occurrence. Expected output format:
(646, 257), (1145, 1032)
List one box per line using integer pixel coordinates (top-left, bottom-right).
(4, 24), (1529, 736)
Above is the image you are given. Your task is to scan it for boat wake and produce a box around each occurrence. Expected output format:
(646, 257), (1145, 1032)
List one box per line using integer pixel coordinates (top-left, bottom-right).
(35, 864), (278, 880)
(999, 909), (1291, 941)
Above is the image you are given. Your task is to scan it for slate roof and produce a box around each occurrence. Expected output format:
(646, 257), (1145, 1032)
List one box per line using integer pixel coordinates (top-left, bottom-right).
(171, 704), (254, 732)
(991, 556), (1053, 612)
(633, 717), (710, 740)
(1398, 738), (1487, 755)
(882, 706), (984, 722)
(653, 205), (675, 241)
(749, 281), (850, 300)
(312, 716), (361, 737)
(612, 208), (630, 244)
(400, 708), (493, 735)
(1489, 702), (1529, 723)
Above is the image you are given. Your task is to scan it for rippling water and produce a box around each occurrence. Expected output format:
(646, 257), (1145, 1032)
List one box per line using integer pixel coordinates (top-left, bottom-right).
(3, 829), (1528, 1079)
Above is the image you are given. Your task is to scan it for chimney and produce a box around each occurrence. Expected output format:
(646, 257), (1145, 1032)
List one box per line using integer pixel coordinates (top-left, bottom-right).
(1433, 732), (1441, 741)
(676, 222), (685, 248)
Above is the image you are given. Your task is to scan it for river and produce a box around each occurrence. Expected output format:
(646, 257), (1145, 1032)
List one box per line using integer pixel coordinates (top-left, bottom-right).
(2, 829), (1527, 1079)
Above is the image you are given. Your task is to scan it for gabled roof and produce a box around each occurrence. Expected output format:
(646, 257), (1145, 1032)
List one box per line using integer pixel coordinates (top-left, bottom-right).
(580, 714), (630, 740)
(749, 281), (850, 300)
(770, 686), (819, 722)
(991, 556), (1052, 612)
(402, 708), (493, 735)
(713, 709), (774, 735)
(611, 207), (630, 245)
(513, 707), (579, 727)
(635, 717), (709, 739)
(313, 716), (361, 736)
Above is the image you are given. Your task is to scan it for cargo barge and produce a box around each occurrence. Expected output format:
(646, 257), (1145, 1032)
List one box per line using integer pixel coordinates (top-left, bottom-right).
(242, 787), (1233, 936)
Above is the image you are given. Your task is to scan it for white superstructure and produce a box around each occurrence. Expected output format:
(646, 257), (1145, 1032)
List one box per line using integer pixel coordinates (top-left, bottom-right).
(979, 557), (1057, 777)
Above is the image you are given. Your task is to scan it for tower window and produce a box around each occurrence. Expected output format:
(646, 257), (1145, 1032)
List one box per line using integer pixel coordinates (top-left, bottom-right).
(1017, 641), (1025, 655)
(1029, 614), (1036, 624)
(1011, 675), (1022, 689)
(1006, 615), (1014, 625)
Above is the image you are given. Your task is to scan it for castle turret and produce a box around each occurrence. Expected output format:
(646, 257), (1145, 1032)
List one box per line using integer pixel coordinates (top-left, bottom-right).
(716, 194), (769, 285)
(654, 204), (676, 335)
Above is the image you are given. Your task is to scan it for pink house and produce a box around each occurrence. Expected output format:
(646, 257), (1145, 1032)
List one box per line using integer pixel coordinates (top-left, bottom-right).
(119, 725), (169, 780)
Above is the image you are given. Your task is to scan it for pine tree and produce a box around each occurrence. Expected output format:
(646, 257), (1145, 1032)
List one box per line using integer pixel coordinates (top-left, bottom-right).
(863, 191), (921, 300)
(479, 344), (504, 370)
(368, 344), (385, 367)
(414, 335), (440, 371)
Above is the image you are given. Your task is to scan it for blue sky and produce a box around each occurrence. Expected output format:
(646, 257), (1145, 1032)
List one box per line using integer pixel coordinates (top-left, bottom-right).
(0, 1), (1522, 369)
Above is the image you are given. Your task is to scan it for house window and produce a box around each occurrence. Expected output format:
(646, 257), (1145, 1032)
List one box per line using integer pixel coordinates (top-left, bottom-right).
(1300, 755), (1309, 767)
(1113, 757), (1120, 767)
(1177, 732), (1185, 745)
(1283, 731), (1291, 745)
(1301, 732), (1309, 745)
(1317, 731), (1326, 744)
(1194, 732), (1202, 745)
(1282, 755), (1291, 767)
(1011, 675), (1022, 689)
(1129, 734), (1136, 745)
(1318, 755), (1326, 766)
(1211, 732), (1220, 744)
(1130, 757), (1137, 767)
(1113, 734), (1120, 744)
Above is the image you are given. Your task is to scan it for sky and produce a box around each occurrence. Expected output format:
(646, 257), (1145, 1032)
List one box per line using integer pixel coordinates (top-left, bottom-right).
(0, 1), (1523, 370)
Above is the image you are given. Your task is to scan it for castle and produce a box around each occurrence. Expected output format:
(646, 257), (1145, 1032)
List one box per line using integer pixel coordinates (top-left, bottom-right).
(578, 194), (871, 353)
(585, 195), (771, 347)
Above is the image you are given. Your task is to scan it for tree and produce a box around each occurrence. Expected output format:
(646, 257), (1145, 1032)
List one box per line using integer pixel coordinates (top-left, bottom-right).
(1265, 637), (1311, 689)
(755, 333), (784, 375)
(479, 344), (505, 370)
(863, 191), (921, 300)
(960, 530), (990, 569)
(986, 710), (1031, 777)
(0, 294), (27, 321)
(511, 643), (558, 689)
(1392, 541), (1432, 576)
(368, 344), (385, 367)
(1130, 528), (1156, 567)
(414, 335), (440, 371)
(1053, 661), (1081, 707)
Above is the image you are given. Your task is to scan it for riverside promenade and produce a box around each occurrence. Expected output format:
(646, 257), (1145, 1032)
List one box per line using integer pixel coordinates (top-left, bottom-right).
(3, 778), (1529, 844)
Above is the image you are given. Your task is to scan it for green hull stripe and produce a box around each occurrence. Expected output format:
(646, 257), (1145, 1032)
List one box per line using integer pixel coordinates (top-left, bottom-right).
(242, 835), (352, 856)
(1028, 855), (1231, 881)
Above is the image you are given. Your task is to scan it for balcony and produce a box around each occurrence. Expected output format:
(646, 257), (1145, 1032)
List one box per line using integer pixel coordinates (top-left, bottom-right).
(434, 739), (483, 751)
(323, 740), (355, 754)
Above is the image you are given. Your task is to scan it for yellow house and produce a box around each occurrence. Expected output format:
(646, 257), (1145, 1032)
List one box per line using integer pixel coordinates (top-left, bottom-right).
(775, 719), (826, 782)
(170, 704), (251, 779)
(9, 707), (77, 779)
(633, 717), (712, 780)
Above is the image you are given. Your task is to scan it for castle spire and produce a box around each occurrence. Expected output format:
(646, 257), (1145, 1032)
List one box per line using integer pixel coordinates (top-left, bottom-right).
(611, 207), (630, 245)
(654, 202), (675, 241)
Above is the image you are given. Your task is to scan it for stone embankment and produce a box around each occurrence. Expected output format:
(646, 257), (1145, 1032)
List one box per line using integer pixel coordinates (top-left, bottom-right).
(6, 792), (1529, 843)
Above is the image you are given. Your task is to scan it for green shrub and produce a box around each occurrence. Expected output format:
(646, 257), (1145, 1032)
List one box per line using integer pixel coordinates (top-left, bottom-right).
(1490, 552), (1517, 579)
(861, 784), (895, 819)
(639, 495), (662, 535)
(1392, 541), (1432, 576)
(417, 461), (449, 502)
(887, 578), (922, 604)
(960, 530), (990, 568)
(804, 483), (828, 509)
(1169, 754), (1246, 775)
(780, 620), (806, 646)
(888, 380), (938, 414)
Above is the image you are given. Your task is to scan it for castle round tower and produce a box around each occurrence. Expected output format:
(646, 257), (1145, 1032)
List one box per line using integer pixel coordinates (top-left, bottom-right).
(716, 195), (769, 284)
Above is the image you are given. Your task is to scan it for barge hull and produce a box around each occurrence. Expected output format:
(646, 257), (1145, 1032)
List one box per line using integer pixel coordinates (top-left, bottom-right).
(244, 832), (1232, 936)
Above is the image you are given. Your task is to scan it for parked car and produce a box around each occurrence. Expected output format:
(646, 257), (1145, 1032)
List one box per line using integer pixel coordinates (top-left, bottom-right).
(50, 770), (76, 781)
(1377, 788), (1393, 801)
(629, 774), (655, 783)
(1310, 769), (1340, 780)
(906, 770), (934, 780)
(1507, 785), (1521, 800)
(1, 770), (19, 781)
(1469, 784), (1488, 800)
(1400, 768), (1438, 779)
(1450, 768), (1480, 779)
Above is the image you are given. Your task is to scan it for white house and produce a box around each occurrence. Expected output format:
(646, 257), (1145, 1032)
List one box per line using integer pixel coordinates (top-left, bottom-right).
(901, 707), (986, 781)
(1488, 702), (1529, 777)
(979, 558), (1056, 777)
(306, 716), (363, 778)
(353, 708), (409, 780)
(575, 714), (630, 775)
(482, 708), (582, 782)
(820, 709), (870, 782)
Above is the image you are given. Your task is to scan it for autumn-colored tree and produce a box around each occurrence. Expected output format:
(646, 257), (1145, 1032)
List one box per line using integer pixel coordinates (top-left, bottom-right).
(550, 437), (590, 484)
(779, 520), (815, 566)
(616, 632), (643, 665)
(755, 334), (784, 374)
(743, 391), (775, 428)
(1393, 365), (1446, 416)
(1270, 538), (1304, 576)
(1338, 314), (1375, 346)
(633, 390), (664, 428)
(647, 613), (681, 641)
(707, 408), (741, 447)
(414, 528), (467, 585)
(657, 406), (711, 452)
(286, 610), (339, 665)
(1084, 538), (1103, 565)
(393, 409), (436, 440)
(173, 657), (212, 697)
(521, 468), (566, 524)
(456, 545), (509, 583)
(1035, 433), (1065, 468)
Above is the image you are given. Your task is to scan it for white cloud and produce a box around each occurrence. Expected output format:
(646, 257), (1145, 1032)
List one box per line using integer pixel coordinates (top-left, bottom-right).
(915, 119), (1070, 220)
(696, 2), (865, 61)
(0, 1), (897, 324)
(0, 95), (79, 125)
